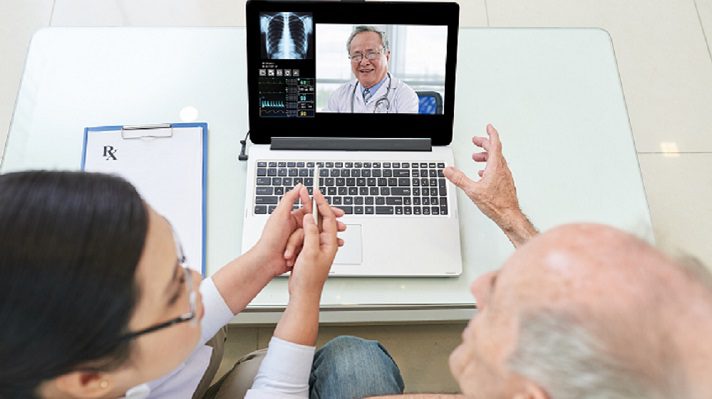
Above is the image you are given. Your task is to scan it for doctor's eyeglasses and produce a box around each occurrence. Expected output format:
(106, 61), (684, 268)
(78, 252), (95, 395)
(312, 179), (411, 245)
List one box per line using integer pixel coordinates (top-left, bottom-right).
(118, 237), (197, 341)
(349, 49), (384, 63)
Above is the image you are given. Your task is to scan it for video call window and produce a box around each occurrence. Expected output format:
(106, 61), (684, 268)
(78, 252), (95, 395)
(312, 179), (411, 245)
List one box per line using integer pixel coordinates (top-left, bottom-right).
(316, 24), (448, 114)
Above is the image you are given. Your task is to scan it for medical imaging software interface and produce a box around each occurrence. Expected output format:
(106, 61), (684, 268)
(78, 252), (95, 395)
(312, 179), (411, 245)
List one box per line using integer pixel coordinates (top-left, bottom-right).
(257, 13), (448, 118)
(258, 12), (315, 118)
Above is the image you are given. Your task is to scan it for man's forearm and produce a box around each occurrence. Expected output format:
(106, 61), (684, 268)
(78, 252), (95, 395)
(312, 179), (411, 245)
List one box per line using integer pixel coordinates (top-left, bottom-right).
(212, 248), (275, 314)
(499, 209), (538, 248)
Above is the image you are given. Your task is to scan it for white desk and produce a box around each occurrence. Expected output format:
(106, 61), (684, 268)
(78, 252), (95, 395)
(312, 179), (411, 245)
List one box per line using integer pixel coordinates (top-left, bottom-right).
(1, 28), (652, 323)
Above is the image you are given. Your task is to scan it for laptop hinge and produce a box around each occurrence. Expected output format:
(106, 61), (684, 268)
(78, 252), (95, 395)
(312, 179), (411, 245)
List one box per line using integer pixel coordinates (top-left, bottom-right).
(270, 137), (432, 152)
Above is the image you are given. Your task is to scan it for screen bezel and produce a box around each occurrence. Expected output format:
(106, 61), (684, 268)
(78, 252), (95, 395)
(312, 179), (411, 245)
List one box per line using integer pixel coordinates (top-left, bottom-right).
(245, 1), (460, 146)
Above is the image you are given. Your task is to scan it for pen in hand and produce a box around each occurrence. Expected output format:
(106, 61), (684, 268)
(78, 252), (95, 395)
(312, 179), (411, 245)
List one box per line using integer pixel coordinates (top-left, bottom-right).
(312, 165), (321, 229)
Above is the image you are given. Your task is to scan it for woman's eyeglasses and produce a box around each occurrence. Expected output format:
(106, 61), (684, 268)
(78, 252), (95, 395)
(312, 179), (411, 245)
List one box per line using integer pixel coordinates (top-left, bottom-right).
(118, 237), (196, 341)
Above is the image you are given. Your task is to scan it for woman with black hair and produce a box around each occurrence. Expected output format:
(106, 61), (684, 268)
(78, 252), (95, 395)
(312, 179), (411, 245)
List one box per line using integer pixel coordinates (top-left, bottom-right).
(0, 171), (404, 399)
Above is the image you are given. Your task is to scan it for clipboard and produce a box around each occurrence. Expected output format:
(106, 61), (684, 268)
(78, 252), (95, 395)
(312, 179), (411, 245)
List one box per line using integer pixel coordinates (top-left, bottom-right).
(81, 123), (208, 275)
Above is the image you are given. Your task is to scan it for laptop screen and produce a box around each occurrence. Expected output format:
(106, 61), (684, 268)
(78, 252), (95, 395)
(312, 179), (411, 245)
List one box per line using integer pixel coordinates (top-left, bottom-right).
(246, 1), (459, 145)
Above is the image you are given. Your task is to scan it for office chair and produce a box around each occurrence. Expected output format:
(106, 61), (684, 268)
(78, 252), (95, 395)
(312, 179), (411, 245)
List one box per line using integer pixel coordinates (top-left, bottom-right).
(416, 91), (443, 115)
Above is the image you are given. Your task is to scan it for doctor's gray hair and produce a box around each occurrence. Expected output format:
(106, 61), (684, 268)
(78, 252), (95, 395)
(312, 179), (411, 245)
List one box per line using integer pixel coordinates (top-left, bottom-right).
(507, 310), (674, 399)
(347, 26), (389, 52)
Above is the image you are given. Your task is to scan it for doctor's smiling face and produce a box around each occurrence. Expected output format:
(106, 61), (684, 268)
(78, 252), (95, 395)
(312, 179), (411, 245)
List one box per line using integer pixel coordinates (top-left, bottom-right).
(349, 31), (390, 89)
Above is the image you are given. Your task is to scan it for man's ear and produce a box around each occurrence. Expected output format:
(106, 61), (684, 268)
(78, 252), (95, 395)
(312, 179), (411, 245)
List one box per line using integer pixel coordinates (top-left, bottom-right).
(512, 380), (549, 399)
(52, 371), (113, 399)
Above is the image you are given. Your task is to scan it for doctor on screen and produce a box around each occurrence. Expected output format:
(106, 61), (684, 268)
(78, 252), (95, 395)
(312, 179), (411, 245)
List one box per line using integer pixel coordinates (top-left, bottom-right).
(326, 26), (419, 114)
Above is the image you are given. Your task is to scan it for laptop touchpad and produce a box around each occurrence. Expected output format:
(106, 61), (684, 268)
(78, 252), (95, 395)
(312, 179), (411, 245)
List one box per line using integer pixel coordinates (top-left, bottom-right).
(334, 225), (363, 265)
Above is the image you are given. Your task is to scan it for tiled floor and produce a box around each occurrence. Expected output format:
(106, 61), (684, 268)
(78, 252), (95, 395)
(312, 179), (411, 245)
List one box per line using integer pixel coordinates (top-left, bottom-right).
(2, 0), (712, 394)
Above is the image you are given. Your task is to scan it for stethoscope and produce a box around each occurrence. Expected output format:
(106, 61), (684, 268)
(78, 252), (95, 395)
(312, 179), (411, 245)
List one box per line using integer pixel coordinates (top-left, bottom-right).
(350, 72), (392, 113)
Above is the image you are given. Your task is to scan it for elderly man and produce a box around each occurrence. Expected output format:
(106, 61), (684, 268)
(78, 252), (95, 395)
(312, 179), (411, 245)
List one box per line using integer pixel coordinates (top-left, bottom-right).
(325, 26), (418, 113)
(371, 124), (712, 398)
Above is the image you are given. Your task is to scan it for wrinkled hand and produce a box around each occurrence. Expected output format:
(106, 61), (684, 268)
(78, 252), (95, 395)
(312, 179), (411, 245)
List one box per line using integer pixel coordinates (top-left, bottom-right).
(288, 188), (339, 298)
(444, 124), (522, 230)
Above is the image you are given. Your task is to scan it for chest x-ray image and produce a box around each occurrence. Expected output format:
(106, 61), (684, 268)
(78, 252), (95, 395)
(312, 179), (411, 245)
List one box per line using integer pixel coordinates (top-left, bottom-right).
(260, 12), (314, 60)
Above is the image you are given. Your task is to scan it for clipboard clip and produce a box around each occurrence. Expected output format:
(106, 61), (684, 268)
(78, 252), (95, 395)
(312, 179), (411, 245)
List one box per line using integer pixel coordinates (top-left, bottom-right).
(121, 124), (174, 139)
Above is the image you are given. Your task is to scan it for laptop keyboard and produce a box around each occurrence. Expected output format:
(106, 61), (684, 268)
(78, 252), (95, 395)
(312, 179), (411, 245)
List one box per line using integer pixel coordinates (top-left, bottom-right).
(253, 161), (449, 216)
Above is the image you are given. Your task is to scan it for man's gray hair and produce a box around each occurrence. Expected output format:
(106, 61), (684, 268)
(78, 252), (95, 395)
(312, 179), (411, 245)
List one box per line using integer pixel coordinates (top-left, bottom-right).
(507, 310), (673, 399)
(346, 26), (389, 53)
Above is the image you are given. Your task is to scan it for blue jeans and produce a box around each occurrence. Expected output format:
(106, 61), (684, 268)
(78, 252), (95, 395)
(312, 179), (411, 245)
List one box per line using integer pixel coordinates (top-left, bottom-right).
(310, 336), (405, 399)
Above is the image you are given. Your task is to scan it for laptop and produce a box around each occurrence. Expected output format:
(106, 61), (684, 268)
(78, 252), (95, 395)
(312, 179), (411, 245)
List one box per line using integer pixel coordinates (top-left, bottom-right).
(241, 0), (462, 277)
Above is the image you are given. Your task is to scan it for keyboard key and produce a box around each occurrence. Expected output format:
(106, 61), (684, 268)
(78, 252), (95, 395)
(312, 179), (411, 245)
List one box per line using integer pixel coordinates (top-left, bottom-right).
(344, 197), (354, 205)
(440, 204), (448, 215)
(355, 197), (364, 205)
(369, 187), (379, 195)
(256, 196), (278, 205)
(278, 169), (287, 177)
(388, 178), (397, 186)
(364, 162), (372, 168)
(288, 169), (298, 177)
(267, 168), (277, 177)
(432, 207), (440, 215)
(373, 162), (381, 168)
(326, 162), (334, 168)
(429, 163), (436, 168)
(255, 187), (273, 195)
(393, 162), (400, 168)
(335, 162), (343, 168)
(376, 206), (394, 215)
(437, 162), (445, 168)
(394, 169), (410, 177)
(257, 168), (267, 176)
(278, 162), (286, 167)
(257, 161), (267, 167)
(269, 162), (277, 167)
(391, 187), (411, 196)
(307, 162), (314, 167)
(365, 197), (374, 205)
(345, 162), (353, 168)
(256, 177), (271, 185)
(255, 205), (267, 214)
(338, 206), (353, 214)
(404, 207), (412, 215)
(275, 187), (284, 195)
(395, 207), (403, 215)
(398, 178), (411, 186)
(359, 187), (368, 195)
(365, 206), (374, 215)
(376, 197), (385, 205)
(423, 207), (431, 215)
(355, 206), (364, 215)
(299, 169), (309, 176)
(386, 197), (403, 205)
(268, 205), (277, 213)
(380, 187), (390, 196)
(413, 207), (422, 215)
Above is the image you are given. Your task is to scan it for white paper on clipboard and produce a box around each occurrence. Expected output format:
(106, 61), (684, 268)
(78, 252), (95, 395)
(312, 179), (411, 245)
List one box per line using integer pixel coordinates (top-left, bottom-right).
(82, 123), (207, 275)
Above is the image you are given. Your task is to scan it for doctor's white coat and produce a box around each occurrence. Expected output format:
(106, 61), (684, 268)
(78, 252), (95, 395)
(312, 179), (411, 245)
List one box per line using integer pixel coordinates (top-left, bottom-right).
(325, 75), (419, 113)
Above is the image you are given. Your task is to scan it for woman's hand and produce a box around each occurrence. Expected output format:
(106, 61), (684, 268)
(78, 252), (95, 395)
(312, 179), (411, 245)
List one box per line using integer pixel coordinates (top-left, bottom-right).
(252, 184), (345, 277)
(288, 188), (339, 299)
